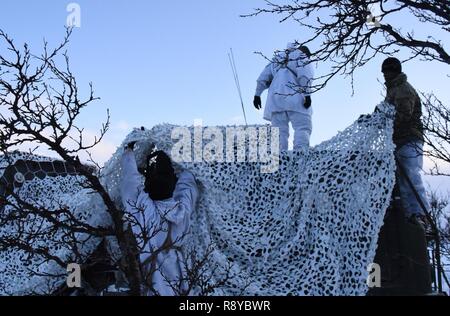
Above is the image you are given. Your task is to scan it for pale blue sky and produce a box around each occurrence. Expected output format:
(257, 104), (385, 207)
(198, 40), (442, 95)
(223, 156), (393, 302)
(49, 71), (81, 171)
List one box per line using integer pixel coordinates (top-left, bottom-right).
(1, 0), (449, 191)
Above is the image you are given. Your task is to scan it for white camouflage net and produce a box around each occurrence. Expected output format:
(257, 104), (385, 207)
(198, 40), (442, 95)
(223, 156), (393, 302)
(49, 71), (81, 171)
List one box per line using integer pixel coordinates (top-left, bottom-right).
(0, 153), (110, 295)
(0, 102), (396, 295)
(103, 102), (396, 296)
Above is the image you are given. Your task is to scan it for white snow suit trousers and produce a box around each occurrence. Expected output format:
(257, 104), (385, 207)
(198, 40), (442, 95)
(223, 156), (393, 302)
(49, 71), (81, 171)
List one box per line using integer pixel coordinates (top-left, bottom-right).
(271, 111), (312, 151)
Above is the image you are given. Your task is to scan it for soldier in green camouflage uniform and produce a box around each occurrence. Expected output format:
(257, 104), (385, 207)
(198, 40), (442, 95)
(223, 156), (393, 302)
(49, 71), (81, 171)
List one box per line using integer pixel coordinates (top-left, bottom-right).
(382, 57), (429, 223)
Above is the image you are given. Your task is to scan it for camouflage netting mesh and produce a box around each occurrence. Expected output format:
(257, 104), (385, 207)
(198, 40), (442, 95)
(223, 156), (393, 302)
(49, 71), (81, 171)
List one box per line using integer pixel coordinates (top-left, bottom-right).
(103, 102), (396, 295)
(0, 103), (396, 295)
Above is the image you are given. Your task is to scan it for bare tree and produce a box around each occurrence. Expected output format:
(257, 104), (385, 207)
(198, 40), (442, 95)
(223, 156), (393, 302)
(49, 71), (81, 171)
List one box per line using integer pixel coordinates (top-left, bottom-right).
(0, 28), (232, 296)
(0, 28), (142, 295)
(422, 93), (450, 177)
(245, 0), (449, 92)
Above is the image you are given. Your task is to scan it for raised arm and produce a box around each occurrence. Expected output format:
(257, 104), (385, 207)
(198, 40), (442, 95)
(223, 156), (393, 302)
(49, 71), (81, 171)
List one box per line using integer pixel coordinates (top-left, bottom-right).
(120, 149), (144, 211)
(165, 170), (199, 225)
(120, 148), (160, 256)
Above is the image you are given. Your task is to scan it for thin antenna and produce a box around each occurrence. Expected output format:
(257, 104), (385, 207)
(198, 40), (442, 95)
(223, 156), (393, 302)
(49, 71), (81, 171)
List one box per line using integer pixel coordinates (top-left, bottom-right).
(228, 48), (248, 126)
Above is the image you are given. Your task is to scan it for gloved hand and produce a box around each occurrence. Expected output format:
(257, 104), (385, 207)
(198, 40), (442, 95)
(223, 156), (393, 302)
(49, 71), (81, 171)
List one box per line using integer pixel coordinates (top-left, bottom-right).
(253, 96), (262, 110)
(125, 141), (137, 151)
(304, 96), (312, 109)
